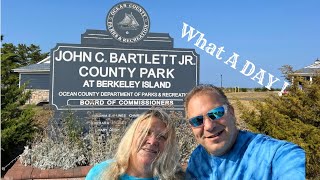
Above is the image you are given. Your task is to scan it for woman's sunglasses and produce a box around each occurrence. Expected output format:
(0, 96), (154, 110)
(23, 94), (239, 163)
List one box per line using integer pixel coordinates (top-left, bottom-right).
(188, 105), (228, 127)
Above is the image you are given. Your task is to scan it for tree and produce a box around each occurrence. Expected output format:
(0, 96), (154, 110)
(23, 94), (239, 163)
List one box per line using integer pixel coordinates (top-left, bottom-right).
(1, 43), (48, 66)
(1, 43), (49, 172)
(237, 66), (320, 179)
(279, 65), (294, 82)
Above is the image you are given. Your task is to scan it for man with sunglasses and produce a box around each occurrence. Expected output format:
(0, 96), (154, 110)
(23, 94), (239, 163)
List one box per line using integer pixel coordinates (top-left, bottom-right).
(184, 84), (305, 179)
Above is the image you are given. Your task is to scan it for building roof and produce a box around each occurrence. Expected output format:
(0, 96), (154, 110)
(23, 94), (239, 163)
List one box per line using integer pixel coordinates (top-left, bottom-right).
(13, 57), (50, 73)
(294, 59), (320, 76)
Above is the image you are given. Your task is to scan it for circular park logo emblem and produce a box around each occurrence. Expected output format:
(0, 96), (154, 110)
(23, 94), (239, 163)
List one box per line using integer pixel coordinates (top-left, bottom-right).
(106, 1), (150, 44)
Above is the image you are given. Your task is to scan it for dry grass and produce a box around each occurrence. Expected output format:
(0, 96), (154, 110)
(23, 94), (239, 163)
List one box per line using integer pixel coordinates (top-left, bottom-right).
(226, 91), (277, 118)
(225, 91), (278, 130)
(32, 105), (54, 128)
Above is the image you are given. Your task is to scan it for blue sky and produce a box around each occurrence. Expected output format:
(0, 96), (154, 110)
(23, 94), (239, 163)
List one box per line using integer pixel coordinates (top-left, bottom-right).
(2, 0), (320, 88)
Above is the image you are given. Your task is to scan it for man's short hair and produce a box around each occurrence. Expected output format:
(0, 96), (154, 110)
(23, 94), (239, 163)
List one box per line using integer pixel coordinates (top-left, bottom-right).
(184, 84), (230, 117)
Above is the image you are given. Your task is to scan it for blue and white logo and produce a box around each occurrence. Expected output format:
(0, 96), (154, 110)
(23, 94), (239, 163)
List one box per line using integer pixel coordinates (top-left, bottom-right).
(106, 1), (150, 44)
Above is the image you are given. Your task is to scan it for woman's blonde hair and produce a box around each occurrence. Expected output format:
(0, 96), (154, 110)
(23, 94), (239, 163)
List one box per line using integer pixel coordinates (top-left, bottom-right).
(99, 108), (181, 180)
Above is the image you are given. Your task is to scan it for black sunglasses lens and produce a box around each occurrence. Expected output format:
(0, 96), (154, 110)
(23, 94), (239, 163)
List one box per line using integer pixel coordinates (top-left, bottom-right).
(207, 112), (217, 120)
(189, 116), (204, 127)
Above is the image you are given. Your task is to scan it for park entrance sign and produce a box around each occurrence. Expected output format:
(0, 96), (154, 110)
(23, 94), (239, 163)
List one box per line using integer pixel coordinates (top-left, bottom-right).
(50, 1), (199, 121)
(50, 46), (199, 117)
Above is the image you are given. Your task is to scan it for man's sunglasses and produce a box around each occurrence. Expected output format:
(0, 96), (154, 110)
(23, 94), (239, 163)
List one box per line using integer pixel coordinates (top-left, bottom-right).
(188, 105), (228, 127)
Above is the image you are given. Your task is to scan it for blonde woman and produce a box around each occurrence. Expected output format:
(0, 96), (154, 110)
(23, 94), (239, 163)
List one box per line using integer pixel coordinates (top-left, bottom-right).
(86, 109), (183, 180)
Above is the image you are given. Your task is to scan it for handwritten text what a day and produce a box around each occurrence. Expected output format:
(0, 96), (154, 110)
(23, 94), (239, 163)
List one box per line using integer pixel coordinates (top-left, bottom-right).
(181, 22), (290, 94)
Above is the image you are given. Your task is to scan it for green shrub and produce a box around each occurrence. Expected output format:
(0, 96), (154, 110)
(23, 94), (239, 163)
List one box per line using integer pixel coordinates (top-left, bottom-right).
(237, 74), (320, 179)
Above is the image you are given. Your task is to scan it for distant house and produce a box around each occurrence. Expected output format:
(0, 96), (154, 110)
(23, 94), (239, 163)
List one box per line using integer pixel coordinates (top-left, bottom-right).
(291, 59), (320, 83)
(13, 57), (50, 104)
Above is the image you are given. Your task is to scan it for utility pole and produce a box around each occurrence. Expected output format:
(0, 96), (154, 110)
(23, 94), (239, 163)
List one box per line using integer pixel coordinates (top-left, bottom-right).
(220, 74), (223, 88)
